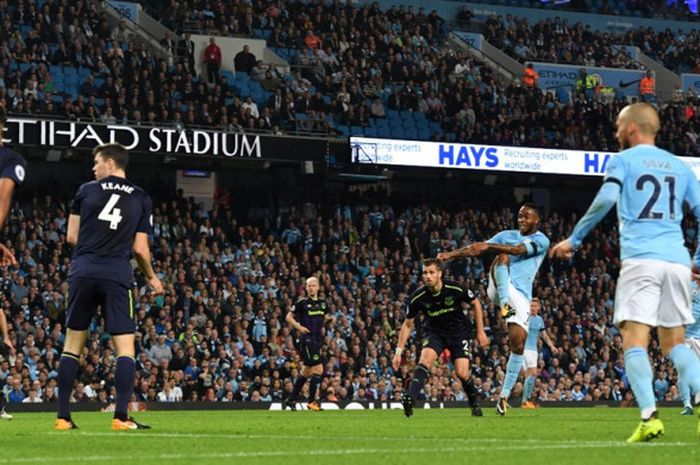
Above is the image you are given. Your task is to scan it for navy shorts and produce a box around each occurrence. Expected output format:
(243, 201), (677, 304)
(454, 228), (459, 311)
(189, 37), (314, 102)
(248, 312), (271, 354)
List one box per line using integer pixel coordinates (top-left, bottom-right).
(421, 329), (471, 361)
(299, 339), (323, 366)
(66, 277), (136, 334)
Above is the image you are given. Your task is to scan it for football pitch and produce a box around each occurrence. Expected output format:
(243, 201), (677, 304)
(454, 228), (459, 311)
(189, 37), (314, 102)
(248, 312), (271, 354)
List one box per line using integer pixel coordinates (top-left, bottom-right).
(1, 408), (697, 465)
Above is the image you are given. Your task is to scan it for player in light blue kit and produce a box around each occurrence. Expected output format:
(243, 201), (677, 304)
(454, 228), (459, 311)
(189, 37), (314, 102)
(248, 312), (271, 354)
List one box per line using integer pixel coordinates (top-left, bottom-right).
(551, 103), (700, 442)
(521, 298), (558, 408)
(438, 203), (550, 417)
(679, 282), (700, 415)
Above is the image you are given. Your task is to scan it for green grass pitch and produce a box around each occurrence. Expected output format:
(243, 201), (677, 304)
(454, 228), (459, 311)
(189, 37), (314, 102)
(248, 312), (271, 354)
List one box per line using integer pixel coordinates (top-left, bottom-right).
(2, 408), (698, 464)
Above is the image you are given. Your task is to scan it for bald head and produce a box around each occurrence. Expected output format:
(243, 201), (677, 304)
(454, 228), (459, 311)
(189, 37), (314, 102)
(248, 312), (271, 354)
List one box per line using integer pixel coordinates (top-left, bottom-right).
(616, 103), (660, 149)
(305, 276), (319, 299)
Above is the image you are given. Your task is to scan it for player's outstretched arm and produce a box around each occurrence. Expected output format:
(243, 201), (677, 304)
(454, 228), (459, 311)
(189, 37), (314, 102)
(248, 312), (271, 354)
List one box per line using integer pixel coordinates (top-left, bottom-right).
(541, 329), (558, 355)
(550, 182), (620, 260)
(392, 318), (414, 370)
(133, 232), (163, 294)
(437, 242), (489, 261)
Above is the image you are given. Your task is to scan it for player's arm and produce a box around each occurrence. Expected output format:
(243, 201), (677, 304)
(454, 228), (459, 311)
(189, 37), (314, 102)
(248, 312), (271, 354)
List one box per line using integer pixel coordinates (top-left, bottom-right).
(285, 307), (310, 334)
(0, 308), (14, 354)
(0, 178), (18, 266)
(66, 214), (80, 246)
(392, 316), (415, 370)
(551, 157), (623, 259)
(540, 328), (557, 355)
(683, 172), (700, 273)
(133, 232), (163, 294)
(471, 296), (489, 348)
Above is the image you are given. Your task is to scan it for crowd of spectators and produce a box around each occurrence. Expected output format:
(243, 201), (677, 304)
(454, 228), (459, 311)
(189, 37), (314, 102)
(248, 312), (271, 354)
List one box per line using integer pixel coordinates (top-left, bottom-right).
(479, 13), (700, 74)
(2, 0), (700, 155)
(0, 181), (694, 407)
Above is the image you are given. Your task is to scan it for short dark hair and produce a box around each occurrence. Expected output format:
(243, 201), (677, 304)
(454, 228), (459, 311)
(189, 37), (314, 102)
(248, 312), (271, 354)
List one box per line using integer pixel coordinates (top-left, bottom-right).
(93, 143), (129, 170)
(521, 202), (541, 217)
(422, 258), (441, 270)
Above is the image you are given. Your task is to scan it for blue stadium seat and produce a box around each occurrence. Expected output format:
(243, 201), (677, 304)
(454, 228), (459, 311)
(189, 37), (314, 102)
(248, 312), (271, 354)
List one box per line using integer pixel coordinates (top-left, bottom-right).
(50, 65), (63, 76)
(63, 66), (77, 76)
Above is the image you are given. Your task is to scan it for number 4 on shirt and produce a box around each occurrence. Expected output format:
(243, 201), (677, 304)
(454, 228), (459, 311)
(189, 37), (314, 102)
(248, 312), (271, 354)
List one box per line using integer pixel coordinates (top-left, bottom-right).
(98, 194), (123, 230)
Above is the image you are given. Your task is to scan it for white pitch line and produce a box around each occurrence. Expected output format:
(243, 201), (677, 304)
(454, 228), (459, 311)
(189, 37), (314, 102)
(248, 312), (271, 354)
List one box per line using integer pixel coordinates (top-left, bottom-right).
(41, 431), (695, 447)
(2, 441), (695, 463)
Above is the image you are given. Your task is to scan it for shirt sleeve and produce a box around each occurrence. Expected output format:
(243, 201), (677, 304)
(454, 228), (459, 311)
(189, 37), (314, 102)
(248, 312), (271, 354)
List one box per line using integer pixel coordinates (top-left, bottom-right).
(603, 154), (625, 187)
(523, 234), (550, 257)
(570, 182), (620, 248)
(0, 156), (26, 186)
(69, 184), (87, 215)
(137, 193), (153, 234)
(406, 294), (420, 319)
(486, 231), (505, 244)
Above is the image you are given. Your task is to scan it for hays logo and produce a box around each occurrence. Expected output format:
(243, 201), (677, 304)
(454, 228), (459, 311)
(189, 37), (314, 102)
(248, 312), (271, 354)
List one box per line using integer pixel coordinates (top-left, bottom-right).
(584, 153), (612, 174)
(438, 145), (499, 168)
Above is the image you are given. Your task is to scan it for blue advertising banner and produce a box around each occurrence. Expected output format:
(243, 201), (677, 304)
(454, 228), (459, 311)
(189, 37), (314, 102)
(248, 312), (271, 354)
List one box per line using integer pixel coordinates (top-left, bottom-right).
(533, 62), (648, 102)
(454, 32), (483, 51)
(681, 74), (700, 95)
(107, 0), (140, 22)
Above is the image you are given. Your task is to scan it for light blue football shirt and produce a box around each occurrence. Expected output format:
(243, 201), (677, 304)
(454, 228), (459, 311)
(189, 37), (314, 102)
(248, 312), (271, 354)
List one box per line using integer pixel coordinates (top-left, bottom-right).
(525, 314), (545, 350)
(486, 230), (549, 301)
(604, 144), (700, 265)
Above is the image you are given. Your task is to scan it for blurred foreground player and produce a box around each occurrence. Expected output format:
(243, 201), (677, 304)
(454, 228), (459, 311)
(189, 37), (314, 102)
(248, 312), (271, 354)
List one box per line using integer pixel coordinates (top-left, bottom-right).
(679, 282), (700, 415)
(54, 143), (163, 431)
(551, 103), (700, 442)
(393, 259), (488, 417)
(0, 102), (27, 420)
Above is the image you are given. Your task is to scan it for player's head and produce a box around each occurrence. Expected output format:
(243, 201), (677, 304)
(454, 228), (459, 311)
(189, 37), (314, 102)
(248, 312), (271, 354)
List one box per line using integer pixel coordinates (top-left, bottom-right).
(305, 276), (319, 298)
(530, 298), (542, 316)
(421, 258), (442, 289)
(518, 203), (540, 235)
(615, 103), (659, 150)
(92, 143), (129, 180)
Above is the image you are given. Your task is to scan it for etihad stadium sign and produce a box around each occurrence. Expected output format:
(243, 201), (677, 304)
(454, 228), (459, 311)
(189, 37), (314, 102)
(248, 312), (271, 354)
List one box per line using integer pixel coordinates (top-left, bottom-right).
(2, 118), (329, 161)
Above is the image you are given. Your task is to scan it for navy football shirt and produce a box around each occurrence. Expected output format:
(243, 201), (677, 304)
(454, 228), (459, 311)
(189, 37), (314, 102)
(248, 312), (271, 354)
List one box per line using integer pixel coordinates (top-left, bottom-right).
(0, 147), (27, 187)
(69, 175), (152, 286)
(291, 297), (327, 344)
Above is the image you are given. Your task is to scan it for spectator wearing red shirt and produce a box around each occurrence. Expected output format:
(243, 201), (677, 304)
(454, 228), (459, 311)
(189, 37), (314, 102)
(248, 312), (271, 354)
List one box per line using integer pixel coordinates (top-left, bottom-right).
(204, 37), (222, 84)
(304, 30), (322, 49)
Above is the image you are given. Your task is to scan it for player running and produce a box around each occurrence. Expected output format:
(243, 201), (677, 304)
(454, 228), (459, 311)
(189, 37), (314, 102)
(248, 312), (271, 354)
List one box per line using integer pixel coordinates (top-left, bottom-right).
(551, 103), (700, 442)
(521, 298), (558, 408)
(393, 259), (489, 417)
(54, 143), (163, 431)
(438, 203), (549, 417)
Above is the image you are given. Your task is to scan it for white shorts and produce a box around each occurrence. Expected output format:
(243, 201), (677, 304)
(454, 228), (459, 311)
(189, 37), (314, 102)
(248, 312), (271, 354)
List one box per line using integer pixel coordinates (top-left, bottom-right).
(523, 349), (538, 369)
(687, 337), (700, 359)
(614, 259), (693, 328)
(487, 277), (530, 331)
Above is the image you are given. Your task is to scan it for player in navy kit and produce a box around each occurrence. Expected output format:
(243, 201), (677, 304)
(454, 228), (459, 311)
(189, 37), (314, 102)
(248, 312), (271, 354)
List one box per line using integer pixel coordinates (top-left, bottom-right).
(284, 276), (328, 411)
(0, 102), (27, 420)
(54, 143), (163, 431)
(393, 259), (488, 417)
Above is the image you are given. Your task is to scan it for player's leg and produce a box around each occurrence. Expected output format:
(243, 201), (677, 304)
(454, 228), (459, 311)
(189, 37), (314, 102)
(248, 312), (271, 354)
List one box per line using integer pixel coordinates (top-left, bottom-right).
(307, 361), (324, 411)
(453, 357), (482, 417)
(679, 337), (700, 414)
(287, 341), (315, 409)
(614, 259), (664, 442)
(620, 321), (662, 442)
(490, 254), (512, 318)
(521, 353), (538, 408)
(498, 323), (527, 416)
(659, 327), (700, 417)
(55, 278), (95, 430)
(403, 340), (440, 417)
(106, 284), (150, 430)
